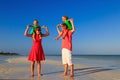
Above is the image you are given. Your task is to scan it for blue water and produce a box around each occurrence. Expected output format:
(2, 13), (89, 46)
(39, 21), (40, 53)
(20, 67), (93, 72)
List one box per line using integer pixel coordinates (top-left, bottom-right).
(73, 55), (120, 70)
(0, 56), (23, 64)
(0, 55), (120, 70)
(46, 55), (120, 70)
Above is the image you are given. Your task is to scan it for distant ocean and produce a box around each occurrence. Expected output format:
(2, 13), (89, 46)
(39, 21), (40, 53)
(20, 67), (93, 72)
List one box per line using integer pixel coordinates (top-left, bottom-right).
(0, 55), (120, 70)
(46, 55), (120, 70)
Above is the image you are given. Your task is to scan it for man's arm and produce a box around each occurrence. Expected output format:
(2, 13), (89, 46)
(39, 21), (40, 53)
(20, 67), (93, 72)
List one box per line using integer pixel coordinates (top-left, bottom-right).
(54, 32), (62, 40)
(56, 24), (62, 35)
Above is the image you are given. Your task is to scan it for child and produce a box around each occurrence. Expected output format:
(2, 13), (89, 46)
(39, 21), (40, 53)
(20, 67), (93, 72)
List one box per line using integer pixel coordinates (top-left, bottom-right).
(24, 22), (49, 78)
(62, 16), (73, 30)
(55, 18), (75, 77)
(30, 19), (41, 34)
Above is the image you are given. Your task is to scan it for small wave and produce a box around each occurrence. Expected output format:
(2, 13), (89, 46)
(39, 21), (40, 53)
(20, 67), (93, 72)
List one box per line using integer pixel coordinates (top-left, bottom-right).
(6, 57), (28, 63)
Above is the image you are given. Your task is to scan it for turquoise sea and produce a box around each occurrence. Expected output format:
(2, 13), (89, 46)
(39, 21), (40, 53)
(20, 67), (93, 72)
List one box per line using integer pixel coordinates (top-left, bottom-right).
(46, 55), (120, 70)
(0, 55), (120, 70)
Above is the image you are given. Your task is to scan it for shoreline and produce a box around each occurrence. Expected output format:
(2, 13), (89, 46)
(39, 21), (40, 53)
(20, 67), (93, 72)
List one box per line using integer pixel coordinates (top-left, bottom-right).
(0, 57), (120, 80)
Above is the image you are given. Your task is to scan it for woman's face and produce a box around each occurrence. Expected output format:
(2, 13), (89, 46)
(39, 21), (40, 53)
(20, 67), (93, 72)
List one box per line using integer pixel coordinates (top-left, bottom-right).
(35, 28), (40, 35)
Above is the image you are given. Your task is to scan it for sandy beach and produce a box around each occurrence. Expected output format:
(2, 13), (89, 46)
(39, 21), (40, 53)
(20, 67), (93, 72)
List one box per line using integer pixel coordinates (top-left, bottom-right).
(0, 57), (120, 80)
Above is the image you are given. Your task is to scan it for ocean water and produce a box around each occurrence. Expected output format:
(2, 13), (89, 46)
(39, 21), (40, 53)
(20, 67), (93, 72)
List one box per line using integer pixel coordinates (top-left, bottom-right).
(0, 55), (120, 70)
(46, 55), (120, 70)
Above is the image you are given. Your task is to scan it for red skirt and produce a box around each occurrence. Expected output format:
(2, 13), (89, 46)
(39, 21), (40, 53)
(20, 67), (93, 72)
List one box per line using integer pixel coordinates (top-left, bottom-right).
(28, 45), (45, 61)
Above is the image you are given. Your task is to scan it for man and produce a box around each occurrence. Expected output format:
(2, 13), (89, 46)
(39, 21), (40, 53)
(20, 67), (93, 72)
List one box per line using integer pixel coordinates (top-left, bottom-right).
(55, 18), (75, 77)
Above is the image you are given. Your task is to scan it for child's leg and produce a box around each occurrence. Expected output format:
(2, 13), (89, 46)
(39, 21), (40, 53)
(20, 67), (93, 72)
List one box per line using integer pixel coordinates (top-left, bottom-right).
(30, 61), (35, 77)
(37, 61), (41, 77)
(70, 64), (74, 77)
(32, 33), (36, 41)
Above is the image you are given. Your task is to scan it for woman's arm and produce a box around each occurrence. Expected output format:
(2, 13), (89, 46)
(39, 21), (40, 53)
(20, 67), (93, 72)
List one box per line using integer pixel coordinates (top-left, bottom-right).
(24, 25), (32, 37)
(41, 26), (50, 37)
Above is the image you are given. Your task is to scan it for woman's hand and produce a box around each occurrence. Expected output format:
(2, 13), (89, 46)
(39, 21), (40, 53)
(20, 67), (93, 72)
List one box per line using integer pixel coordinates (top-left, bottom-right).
(41, 25), (47, 29)
(24, 24), (32, 37)
(27, 24), (31, 29)
(41, 25), (49, 37)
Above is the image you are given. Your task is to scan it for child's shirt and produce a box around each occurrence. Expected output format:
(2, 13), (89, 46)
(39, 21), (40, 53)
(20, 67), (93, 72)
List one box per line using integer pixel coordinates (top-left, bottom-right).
(30, 25), (39, 34)
(65, 20), (72, 30)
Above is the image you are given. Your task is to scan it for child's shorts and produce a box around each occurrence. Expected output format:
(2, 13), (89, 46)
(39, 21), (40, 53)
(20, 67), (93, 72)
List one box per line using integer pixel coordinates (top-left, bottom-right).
(62, 48), (73, 66)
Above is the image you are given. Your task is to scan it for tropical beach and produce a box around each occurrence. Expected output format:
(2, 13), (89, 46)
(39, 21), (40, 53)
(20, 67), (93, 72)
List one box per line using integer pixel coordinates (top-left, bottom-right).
(0, 55), (120, 80)
(0, 0), (120, 80)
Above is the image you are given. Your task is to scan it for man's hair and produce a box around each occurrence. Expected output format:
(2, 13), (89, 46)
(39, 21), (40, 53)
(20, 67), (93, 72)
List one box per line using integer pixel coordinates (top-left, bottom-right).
(61, 23), (68, 28)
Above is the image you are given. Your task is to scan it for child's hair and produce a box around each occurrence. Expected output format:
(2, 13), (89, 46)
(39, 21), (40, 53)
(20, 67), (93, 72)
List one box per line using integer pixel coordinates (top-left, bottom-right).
(62, 16), (68, 20)
(34, 19), (39, 23)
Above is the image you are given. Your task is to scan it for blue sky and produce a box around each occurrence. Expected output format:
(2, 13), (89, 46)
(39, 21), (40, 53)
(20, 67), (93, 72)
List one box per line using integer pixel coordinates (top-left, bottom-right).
(0, 0), (120, 55)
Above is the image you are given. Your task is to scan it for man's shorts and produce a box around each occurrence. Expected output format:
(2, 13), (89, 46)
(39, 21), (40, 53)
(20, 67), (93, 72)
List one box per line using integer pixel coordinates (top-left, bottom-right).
(62, 48), (72, 66)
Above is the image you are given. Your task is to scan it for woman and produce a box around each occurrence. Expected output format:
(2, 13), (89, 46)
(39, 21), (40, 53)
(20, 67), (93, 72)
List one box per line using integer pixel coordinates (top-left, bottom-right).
(24, 20), (49, 77)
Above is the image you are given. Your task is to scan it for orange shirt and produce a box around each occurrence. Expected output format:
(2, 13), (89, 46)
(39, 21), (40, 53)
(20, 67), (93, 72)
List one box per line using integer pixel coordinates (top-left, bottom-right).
(62, 29), (73, 51)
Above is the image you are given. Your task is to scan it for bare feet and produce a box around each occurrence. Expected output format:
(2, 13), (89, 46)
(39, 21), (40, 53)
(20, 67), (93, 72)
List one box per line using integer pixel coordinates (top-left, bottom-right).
(61, 73), (67, 77)
(67, 74), (74, 77)
(38, 74), (43, 77)
(30, 74), (34, 78)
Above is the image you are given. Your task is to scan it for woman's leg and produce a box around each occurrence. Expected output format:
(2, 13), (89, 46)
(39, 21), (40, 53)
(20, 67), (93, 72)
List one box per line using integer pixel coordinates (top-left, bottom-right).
(37, 61), (41, 77)
(30, 61), (35, 77)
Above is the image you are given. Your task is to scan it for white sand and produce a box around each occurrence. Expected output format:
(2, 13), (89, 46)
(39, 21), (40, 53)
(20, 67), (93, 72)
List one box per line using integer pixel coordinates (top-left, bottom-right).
(0, 57), (120, 80)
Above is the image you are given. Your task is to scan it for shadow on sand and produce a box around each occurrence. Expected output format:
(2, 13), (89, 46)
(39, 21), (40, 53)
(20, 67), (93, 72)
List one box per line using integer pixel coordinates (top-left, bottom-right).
(43, 67), (113, 76)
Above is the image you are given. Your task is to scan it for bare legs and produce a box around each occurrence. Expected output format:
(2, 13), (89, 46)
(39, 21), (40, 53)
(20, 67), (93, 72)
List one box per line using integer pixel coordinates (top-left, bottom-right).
(62, 64), (74, 77)
(37, 61), (41, 77)
(30, 61), (35, 77)
(70, 64), (74, 77)
(30, 61), (41, 77)
(61, 64), (68, 76)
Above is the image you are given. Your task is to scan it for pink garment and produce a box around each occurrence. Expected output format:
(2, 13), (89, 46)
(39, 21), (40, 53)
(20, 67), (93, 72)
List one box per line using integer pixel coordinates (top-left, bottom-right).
(62, 29), (73, 51)
(28, 35), (45, 61)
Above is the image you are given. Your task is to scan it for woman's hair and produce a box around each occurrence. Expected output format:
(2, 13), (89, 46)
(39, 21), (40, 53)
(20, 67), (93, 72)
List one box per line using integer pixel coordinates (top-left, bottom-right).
(33, 27), (42, 35)
(62, 16), (68, 20)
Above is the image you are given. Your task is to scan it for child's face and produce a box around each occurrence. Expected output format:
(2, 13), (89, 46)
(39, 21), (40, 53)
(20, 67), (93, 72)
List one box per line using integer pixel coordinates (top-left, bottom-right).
(33, 20), (38, 25)
(62, 17), (67, 22)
